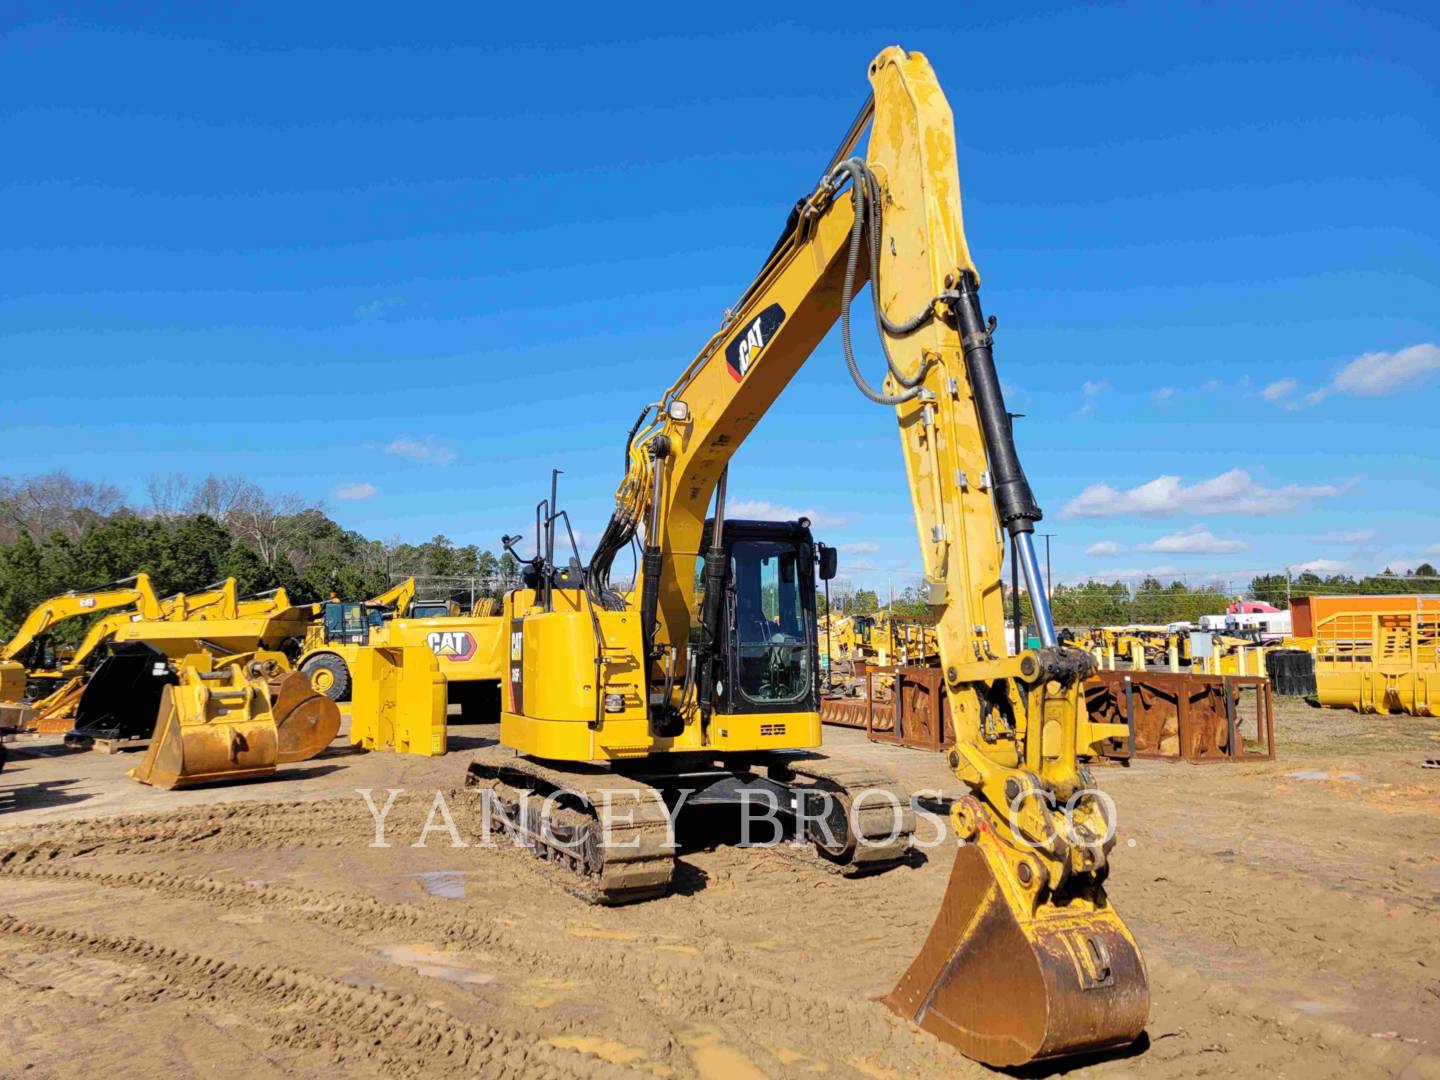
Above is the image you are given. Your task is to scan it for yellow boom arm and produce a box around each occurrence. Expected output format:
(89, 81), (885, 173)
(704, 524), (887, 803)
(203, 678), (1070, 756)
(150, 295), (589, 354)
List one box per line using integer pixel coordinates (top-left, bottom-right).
(0, 573), (162, 662)
(367, 577), (415, 617)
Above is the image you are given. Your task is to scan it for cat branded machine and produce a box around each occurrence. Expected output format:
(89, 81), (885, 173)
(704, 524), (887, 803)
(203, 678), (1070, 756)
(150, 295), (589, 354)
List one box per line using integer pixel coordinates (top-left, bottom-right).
(467, 47), (1147, 1067)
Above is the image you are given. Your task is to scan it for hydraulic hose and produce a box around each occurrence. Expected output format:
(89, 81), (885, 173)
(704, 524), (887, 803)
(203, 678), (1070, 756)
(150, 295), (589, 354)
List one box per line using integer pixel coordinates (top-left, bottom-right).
(831, 158), (924, 406)
(829, 158), (947, 403)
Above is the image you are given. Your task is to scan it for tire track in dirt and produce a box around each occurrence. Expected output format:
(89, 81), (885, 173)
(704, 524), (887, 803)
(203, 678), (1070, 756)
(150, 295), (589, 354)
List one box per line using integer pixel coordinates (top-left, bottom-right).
(0, 856), (984, 1078)
(1114, 833), (1440, 1037)
(13, 787), (1437, 1077)
(0, 913), (655, 1080)
(0, 794), (438, 861)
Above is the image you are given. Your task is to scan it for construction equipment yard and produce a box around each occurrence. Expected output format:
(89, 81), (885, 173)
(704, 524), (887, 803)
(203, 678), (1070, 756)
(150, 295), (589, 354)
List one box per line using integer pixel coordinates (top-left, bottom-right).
(1, 700), (1436, 1079)
(5, 9), (1438, 1079)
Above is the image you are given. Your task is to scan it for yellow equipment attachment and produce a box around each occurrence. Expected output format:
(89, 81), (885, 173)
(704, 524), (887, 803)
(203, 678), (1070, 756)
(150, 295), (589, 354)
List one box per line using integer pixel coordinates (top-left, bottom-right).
(887, 796), (1148, 1065)
(130, 655), (340, 789)
(349, 644), (447, 756)
(1312, 604), (1440, 715)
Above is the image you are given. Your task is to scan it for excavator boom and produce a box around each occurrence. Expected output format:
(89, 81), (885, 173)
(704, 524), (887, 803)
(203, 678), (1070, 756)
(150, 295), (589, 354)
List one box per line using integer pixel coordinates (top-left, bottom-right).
(0, 574), (162, 701)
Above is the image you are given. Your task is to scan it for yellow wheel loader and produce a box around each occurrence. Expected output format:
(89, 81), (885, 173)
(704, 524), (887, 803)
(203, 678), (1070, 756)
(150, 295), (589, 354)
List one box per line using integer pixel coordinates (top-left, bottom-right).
(463, 46), (1147, 1067)
(295, 576), (508, 718)
(293, 578), (417, 700)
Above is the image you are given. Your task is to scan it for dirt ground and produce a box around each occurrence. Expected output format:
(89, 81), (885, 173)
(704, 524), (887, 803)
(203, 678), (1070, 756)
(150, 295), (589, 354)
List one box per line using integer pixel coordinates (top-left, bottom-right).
(1, 699), (1438, 1079)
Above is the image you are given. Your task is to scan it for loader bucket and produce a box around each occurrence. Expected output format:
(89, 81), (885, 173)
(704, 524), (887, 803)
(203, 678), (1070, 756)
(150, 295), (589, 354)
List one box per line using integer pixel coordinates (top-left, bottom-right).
(131, 666), (279, 790)
(266, 671), (341, 763)
(886, 839), (1148, 1067)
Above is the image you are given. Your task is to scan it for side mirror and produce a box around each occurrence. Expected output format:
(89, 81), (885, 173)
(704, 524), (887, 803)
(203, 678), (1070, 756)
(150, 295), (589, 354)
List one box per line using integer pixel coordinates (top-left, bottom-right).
(818, 544), (838, 581)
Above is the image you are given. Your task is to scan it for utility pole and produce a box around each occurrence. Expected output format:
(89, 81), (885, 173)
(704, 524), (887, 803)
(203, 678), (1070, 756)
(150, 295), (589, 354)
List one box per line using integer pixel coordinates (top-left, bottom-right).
(1039, 532), (1057, 604)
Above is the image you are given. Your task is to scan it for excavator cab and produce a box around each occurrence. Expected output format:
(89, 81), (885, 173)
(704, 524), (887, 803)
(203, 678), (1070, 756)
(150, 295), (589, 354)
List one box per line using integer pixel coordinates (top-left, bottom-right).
(696, 518), (825, 718)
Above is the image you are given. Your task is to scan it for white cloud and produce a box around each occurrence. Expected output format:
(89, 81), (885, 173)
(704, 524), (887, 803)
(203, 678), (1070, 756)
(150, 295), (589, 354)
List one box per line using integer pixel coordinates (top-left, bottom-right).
(1294, 558), (1349, 575)
(335, 482), (378, 501)
(1091, 565), (1183, 582)
(385, 436), (457, 465)
(1427, 544), (1440, 556)
(355, 296), (406, 319)
(1331, 343), (1440, 396)
(1315, 529), (1377, 544)
(1137, 523), (1247, 554)
(1150, 387), (1174, 403)
(1077, 379), (1107, 416)
(1261, 378), (1297, 402)
(1062, 468), (1345, 518)
(839, 541), (879, 554)
(727, 499), (847, 528)
(1086, 540), (1123, 557)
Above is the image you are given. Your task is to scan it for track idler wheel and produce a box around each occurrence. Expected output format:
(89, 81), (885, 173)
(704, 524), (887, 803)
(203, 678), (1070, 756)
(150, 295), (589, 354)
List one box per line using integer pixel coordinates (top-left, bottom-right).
(886, 812), (1148, 1066)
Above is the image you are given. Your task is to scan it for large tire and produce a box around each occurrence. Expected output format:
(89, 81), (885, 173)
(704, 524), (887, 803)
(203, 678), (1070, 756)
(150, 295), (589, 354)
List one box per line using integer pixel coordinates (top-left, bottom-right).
(300, 653), (352, 702)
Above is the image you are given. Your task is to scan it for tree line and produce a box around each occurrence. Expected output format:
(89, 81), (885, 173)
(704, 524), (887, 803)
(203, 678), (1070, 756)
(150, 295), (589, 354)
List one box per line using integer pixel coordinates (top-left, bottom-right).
(0, 471), (519, 640)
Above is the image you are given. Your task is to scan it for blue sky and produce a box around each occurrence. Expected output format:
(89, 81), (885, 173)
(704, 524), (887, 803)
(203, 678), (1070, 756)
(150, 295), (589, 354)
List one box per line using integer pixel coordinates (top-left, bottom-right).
(2, 2), (1437, 592)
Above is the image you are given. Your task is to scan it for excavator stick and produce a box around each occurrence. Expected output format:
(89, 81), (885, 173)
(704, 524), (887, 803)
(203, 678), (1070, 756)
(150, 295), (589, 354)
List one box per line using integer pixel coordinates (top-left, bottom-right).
(886, 803), (1147, 1066)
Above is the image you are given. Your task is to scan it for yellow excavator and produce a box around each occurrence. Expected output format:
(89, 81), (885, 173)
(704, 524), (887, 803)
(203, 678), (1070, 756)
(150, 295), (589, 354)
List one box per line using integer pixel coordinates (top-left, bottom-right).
(0, 574), (164, 702)
(466, 47), (1146, 1067)
(10, 579), (244, 730)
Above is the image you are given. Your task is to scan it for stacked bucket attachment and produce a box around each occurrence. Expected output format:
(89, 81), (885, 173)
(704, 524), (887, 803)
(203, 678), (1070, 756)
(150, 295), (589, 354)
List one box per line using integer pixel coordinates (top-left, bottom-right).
(131, 654), (340, 789)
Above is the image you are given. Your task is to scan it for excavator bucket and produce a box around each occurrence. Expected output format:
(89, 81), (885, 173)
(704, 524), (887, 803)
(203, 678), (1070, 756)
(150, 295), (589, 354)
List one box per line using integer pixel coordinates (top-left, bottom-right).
(886, 837), (1148, 1067)
(131, 664), (279, 789)
(266, 671), (342, 763)
(67, 642), (177, 743)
